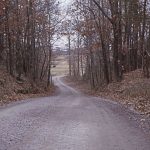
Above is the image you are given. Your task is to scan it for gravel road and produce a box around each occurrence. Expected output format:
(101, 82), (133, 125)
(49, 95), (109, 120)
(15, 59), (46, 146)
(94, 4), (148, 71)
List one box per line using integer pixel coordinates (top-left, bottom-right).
(0, 77), (150, 150)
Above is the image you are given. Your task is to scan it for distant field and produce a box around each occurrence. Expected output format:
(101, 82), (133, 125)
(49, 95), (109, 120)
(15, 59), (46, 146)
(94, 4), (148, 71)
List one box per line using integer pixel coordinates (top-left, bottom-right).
(51, 55), (69, 76)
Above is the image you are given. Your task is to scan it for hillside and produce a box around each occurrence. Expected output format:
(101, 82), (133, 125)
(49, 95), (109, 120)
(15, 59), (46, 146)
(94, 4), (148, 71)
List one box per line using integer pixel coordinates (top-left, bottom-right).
(51, 55), (69, 76)
(65, 70), (150, 116)
(0, 68), (55, 106)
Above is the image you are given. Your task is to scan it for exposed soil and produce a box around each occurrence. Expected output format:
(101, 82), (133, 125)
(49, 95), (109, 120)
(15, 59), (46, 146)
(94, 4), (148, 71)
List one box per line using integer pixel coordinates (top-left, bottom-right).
(64, 70), (150, 117)
(0, 68), (55, 106)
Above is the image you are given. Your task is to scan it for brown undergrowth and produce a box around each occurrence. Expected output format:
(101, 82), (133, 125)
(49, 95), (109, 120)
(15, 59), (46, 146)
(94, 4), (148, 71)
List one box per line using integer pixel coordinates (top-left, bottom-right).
(0, 68), (55, 106)
(64, 70), (150, 117)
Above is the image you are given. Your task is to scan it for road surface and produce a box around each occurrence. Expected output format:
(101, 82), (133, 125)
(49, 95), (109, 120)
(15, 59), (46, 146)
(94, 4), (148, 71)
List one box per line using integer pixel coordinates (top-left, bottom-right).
(0, 77), (150, 150)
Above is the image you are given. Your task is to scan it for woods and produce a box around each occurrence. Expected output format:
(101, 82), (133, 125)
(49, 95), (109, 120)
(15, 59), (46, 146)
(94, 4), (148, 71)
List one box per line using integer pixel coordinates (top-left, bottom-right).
(0, 0), (60, 87)
(0, 0), (150, 90)
(69, 0), (150, 89)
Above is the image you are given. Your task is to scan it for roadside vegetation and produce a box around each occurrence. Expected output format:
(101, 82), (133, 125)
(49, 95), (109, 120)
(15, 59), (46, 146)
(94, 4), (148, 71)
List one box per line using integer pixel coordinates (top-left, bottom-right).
(68, 0), (150, 84)
(65, 70), (150, 116)
(62, 0), (150, 116)
(0, 0), (60, 104)
(0, 67), (55, 106)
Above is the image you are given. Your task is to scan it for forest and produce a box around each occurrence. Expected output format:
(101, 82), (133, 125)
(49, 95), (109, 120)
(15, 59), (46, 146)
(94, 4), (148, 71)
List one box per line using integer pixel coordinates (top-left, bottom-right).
(0, 0), (150, 92)
(68, 0), (150, 89)
(0, 0), (60, 88)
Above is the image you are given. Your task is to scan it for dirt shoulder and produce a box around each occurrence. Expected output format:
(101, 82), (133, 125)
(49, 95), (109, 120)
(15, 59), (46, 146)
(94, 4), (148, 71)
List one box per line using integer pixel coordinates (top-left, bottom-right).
(0, 69), (55, 106)
(64, 70), (150, 117)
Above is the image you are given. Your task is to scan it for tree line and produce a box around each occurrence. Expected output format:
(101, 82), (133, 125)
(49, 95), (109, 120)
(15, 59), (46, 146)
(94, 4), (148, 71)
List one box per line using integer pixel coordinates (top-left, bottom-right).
(0, 0), (60, 87)
(68, 0), (150, 89)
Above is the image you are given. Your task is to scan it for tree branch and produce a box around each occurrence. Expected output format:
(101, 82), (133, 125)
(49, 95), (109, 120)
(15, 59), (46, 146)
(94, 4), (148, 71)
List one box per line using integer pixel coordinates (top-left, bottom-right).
(92, 0), (113, 24)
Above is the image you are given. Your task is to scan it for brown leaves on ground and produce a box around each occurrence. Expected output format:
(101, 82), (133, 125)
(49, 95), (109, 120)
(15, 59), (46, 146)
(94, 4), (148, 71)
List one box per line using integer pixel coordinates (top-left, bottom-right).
(64, 70), (150, 117)
(0, 68), (55, 106)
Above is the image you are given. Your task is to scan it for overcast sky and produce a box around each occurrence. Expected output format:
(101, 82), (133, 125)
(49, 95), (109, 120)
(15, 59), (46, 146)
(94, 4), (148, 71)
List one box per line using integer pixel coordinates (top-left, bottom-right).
(54, 0), (73, 50)
(59, 0), (72, 8)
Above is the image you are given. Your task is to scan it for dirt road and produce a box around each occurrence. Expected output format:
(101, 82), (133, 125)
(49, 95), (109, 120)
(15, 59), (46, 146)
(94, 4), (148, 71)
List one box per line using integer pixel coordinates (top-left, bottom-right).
(0, 77), (150, 150)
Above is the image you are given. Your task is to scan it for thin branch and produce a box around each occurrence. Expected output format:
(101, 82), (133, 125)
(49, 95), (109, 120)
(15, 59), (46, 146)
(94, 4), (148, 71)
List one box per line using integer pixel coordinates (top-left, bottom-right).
(92, 0), (113, 24)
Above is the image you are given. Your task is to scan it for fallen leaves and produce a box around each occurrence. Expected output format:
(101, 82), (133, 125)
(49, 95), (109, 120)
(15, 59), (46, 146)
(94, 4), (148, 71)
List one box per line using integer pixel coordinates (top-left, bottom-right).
(65, 69), (150, 117)
(0, 68), (55, 106)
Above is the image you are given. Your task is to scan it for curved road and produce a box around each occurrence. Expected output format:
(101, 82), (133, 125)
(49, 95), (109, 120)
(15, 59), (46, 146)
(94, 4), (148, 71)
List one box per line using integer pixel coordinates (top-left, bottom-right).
(0, 77), (150, 150)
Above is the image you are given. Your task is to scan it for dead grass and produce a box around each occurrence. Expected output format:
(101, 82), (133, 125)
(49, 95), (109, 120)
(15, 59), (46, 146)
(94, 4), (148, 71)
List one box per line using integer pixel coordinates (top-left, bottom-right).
(51, 55), (69, 76)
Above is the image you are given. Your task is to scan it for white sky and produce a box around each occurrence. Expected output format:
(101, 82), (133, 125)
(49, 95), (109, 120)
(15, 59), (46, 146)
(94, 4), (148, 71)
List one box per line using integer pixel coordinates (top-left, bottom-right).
(59, 0), (72, 7)
(54, 0), (73, 50)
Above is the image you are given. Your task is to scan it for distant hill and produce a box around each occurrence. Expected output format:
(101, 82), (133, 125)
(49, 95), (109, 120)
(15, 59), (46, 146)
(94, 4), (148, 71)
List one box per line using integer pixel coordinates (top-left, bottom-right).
(51, 55), (69, 76)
